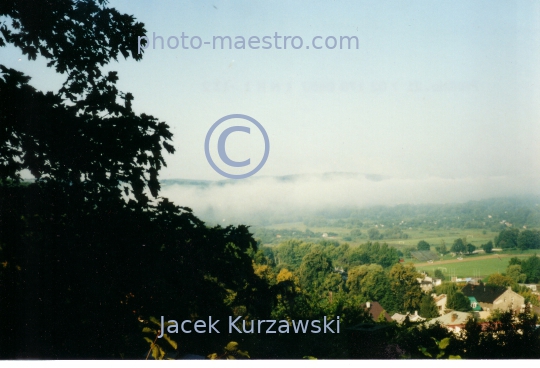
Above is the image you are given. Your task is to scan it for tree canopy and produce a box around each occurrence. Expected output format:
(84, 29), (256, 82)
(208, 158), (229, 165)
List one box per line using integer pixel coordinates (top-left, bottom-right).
(0, 1), (174, 205)
(451, 238), (466, 253)
(0, 0), (269, 358)
(417, 240), (430, 251)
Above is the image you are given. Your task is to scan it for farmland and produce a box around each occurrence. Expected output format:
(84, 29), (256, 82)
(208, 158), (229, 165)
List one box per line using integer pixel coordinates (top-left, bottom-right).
(255, 220), (540, 279)
(414, 252), (538, 279)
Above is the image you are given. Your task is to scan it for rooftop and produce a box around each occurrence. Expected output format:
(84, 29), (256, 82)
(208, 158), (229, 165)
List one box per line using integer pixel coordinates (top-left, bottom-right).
(427, 311), (472, 327)
(461, 283), (507, 303)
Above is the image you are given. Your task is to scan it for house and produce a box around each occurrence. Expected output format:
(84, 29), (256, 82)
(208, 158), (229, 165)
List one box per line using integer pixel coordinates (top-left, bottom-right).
(363, 301), (392, 322)
(519, 284), (538, 292)
(416, 273), (442, 292)
(391, 311), (425, 324)
(451, 277), (482, 284)
(432, 294), (447, 315)
(426, 311), (473, 333)
(461, 284), (525, 313)
(419, 280), (434, 292)
(468, 296), (482, 311)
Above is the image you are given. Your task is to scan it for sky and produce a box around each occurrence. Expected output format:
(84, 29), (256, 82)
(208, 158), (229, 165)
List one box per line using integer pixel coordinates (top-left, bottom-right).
(2, 0), (540, 222)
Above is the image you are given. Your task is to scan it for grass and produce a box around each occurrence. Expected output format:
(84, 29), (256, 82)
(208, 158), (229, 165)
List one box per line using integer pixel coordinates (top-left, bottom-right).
(263, 223), (500, 249)
(415, 253), (537, 279)
(262, 221), (540, 279)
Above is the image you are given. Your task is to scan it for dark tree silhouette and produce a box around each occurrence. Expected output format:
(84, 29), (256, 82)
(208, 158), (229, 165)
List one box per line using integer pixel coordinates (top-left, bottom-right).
(0, 1), (271, 359)
(1, 0), (170, 204)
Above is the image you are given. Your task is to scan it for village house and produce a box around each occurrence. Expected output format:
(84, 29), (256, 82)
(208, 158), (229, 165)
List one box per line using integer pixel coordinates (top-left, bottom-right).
(468, 296), (482, 311)
(391, 311), (425, 324)
(451, 277), (482, 284)
(416, 273), (442, 292)
(432, 294), (447, 315)
(363, 301), (392, 322)
(518, 283), (538, 292)
(461, 283), (525, 314)
(426, 311), (473, 334)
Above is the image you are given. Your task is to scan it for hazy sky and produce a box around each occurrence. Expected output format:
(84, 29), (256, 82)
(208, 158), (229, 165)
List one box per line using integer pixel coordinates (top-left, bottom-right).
(3, 0), (540, 219)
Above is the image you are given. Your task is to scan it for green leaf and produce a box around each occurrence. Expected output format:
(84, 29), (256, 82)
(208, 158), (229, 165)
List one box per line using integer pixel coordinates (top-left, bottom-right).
(236, 350), (250, 359)
(151, 345), (160, 360)
(438, 337), (450, 350)
(419, 347), (432, 358)
(163, 333), (178, 350)
(149, 316), (161, 327)
(142, 327), (155, 334)
(225, 341), (239, 353)
(159, 346), (166, 360)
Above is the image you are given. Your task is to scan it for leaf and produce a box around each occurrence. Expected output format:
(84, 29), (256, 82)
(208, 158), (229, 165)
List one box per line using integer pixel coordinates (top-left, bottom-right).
(149, 316), (161, 327)
(438, 337), (450, 350)
(159, 346), (166, 360)
(163, 333), (178, 350)
(449, 355), (461, 359)
(151, 345), (160, 360)
(207, 353), (219, 360)
(143, 337), (154, 344)
(236, 350), (250, 359)
(142, 327), (155, 334)
(419, 347), (432, 358)
(225, 341), (239, 353)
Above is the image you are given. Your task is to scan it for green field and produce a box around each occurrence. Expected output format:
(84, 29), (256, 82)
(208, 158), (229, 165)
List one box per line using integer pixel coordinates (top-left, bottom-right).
(263, 222), (500, 249)
(415, 253), (538, 279)
(262, 221), (540, 280)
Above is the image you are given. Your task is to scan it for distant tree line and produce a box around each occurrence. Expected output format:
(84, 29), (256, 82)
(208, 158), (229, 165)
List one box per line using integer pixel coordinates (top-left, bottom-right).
(301, 198), (540, 230)
(270, 239), (401, 271)
(495, 228), (540, 250)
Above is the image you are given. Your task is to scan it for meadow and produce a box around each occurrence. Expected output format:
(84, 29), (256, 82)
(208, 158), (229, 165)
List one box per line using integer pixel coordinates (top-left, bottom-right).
(259, 222), (539, 279)
(261, 222), (499, 248)
(413, 252), (537, 279)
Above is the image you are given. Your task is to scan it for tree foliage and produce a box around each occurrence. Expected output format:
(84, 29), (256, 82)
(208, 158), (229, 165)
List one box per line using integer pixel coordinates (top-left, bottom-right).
(520, 254), (540, 283)
(419, 294), (440, 318)
(435, 240), (448, 255)
(388, 263), (423, 313)
(0, 0), (170, 204)
(451, 238), (466, 253)
(297, 249), (334, 292)
(506, 265), (527, 284)
(446, 291), (472, 312)
(517, 230), (540, 250)
(367, 228), (382, 240)
(487, 273), (514, 288)
(481, 240), (493, 253)
(434, 269), (445, 281)
(417, 240), (430, 251)
(0, 0), (270, 358)
(457, 311), (540, 359)
(495, 228), (519, 249)
(347, 264), (391, 306)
